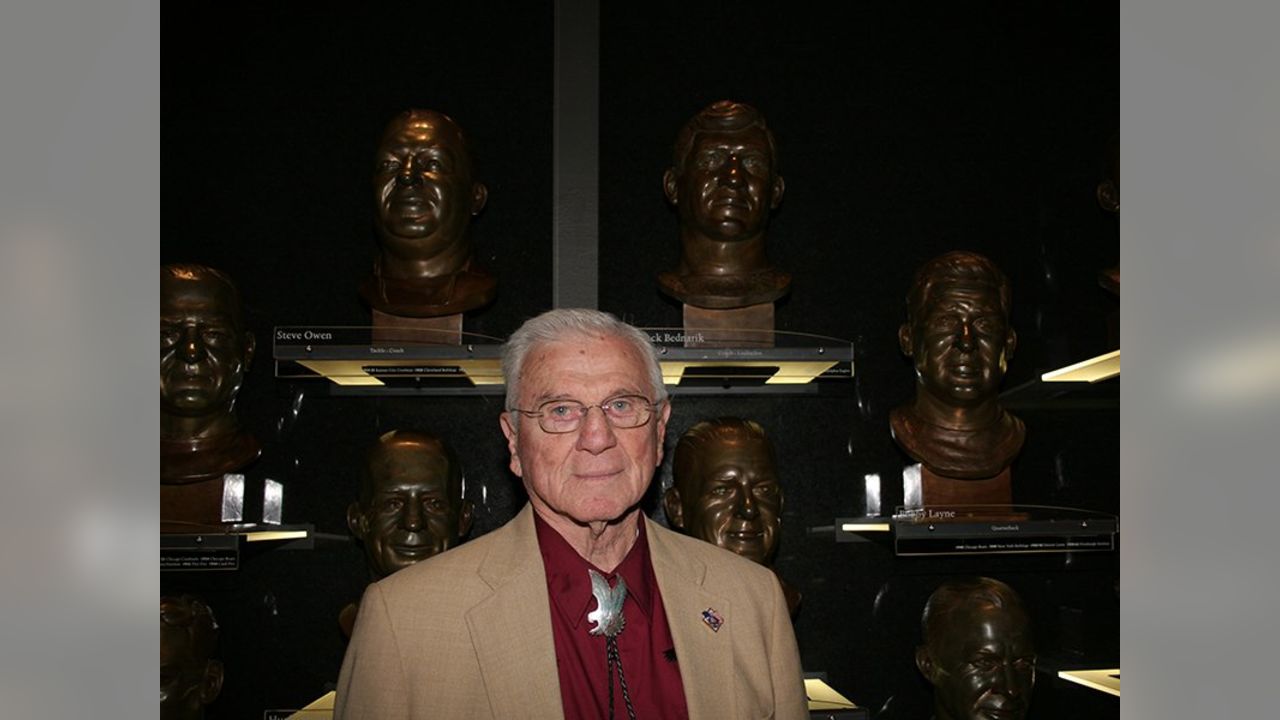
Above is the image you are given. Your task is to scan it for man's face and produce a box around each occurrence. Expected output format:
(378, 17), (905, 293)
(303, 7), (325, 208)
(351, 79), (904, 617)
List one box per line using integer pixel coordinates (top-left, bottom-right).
(349, 439), (471, 578)
(920, 602), (1035, 720)
(372, 112), (484, 260)
(160, 271), (252, 418)
(905, 284), (1014, 407)
(160, 623), (220, 720)
(677, 431), (781, 565)
(668, 127), (783, 242)
(500, 334), (670, 527)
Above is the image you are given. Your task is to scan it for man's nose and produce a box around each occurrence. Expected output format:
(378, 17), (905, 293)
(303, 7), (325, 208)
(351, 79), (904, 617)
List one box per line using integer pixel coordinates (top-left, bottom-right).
(400, 496), (424, 531)
(721, 154), (745, 187)
(180, 325), (206, 362)
(954, 320), (975, 350)
(396, 155), (422, 186)
(735, 488), (759, 519)
(575, 406), (619, 455)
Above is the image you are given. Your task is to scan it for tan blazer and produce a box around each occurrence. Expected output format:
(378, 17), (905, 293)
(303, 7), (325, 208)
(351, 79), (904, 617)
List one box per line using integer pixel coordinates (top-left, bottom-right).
(335, 505), (807, 719)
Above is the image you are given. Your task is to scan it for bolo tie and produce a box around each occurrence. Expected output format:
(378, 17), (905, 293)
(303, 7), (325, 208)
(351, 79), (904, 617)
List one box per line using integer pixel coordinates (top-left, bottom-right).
(587, 569), (637, 720)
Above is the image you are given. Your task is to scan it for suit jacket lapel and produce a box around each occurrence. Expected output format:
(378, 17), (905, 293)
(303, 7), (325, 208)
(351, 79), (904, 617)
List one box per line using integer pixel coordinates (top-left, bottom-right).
(465, 506), (566, 719)
(646, 518), (738, 720)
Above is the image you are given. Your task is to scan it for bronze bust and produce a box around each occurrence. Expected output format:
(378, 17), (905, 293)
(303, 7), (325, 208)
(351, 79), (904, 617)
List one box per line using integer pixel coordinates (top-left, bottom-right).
(161, 264), (259, 483)
(347, 430), (474, 579)
(359, 109), (493, 317)
(161, 595), (224, 720)
(659, 101), (789, 309)
(342, 430), (474, 636)
(891, 251), (1024, 479)
(916, 577), (1035, 720)
(664, 418), (799, 615)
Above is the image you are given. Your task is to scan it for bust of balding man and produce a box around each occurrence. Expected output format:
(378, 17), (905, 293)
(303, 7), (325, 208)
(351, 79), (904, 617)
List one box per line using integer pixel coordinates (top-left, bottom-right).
(359, 109), (494, 317)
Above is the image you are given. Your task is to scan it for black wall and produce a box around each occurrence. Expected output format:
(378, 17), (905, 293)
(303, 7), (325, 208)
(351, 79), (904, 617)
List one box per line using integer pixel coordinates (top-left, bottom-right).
(162, 4), (1118, 718)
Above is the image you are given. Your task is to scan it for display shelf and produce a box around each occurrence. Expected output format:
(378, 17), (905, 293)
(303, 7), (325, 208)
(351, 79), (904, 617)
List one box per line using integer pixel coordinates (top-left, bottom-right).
(161, 523), (314, 572)
(1001, 350), (1119, 410)
(836, 505), (1117, 557)
(1057, 668), (1120, 697)
(273, 325), (853, 396)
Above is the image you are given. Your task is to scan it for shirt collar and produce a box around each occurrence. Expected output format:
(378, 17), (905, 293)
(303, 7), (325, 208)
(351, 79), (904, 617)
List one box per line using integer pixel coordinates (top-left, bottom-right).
(534, 511), (655, 629)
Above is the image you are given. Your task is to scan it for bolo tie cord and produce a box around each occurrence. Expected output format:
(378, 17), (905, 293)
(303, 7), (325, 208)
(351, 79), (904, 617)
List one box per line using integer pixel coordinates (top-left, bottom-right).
(605, 635), (637, 720)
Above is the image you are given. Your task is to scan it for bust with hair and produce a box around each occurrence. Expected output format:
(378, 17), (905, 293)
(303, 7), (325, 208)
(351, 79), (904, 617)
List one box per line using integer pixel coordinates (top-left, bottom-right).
(341, 430), (473, 636)
(663, 417), (800, 616)
(891, 251), (1025, 479)
(161, 263), (259, 483)
(161, 595), (224, 720)
(916, 577), (1035, 720)
(659, 100), (790, 309)
(358, 109), (494, 317)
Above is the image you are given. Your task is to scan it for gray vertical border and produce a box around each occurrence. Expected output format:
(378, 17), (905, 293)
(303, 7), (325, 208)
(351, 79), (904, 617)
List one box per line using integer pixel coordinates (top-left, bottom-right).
(1126, 2), (1280, 717)
(553, 0), (600, 309)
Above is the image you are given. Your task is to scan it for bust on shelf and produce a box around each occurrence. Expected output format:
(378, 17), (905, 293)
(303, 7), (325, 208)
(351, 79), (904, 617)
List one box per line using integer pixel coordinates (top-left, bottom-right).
(359, 109), (493, 318)
(659, 100), (789, 310)
(341, 430), (474, 636)
(663, 417), (800, 616)
(916, 577), (1035, 720)
(161, 264), (259, 484)
(161, 595), (224, 720)
(890, 251), (1024, 484)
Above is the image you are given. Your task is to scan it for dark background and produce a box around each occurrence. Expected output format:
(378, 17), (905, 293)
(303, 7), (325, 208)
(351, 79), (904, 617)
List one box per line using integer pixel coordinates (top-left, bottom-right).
(162, 3), (1118, 718)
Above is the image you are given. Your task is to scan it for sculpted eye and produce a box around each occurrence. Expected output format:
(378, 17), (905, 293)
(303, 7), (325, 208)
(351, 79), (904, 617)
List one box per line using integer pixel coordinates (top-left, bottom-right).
(973, 316), (1001, 333)
(161, 327), (180, 347)
(378, 159), (401, 173)
(382, 498), (404, 512)
(422, 497), (446, 513)
(742, 154), (768, 173)
(710, 485), (734, 497)
(968, 657), (1000, 673)
(696, 149), (725, 171)
(754, 484), (780, 499)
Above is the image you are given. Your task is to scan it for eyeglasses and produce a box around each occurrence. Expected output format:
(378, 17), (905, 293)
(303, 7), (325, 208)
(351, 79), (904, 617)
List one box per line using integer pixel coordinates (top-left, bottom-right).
(509, 394), (661, 434)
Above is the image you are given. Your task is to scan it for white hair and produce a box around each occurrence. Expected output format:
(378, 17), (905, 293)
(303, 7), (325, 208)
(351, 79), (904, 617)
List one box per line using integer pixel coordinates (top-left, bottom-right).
(502, 309), (667, 424)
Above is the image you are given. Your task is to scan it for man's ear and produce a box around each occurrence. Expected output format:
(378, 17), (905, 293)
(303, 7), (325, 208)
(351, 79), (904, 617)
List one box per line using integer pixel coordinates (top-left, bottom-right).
(499, 412), (523, 477)
(663, 168), (679, 205)
(471, 182), (488, 215)
(242, 331), (256, 369)
(653, 400), (673, 467)
(770, 174), (786, 208)
(1004, 327), (1017, 363)
(663, 487), (685, 530)
(915, 646), (939, 683)
(898, 323), (914, 357)
(346, 502), (367, 538)
(457, 499), (475, 538)
(200, 659), (225, 704)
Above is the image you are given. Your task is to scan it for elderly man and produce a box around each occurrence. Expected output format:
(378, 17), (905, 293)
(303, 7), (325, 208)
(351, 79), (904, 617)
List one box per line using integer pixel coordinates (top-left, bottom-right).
(335, 309), (807, 719)
(916, 577), (1035, 720)
(659, 100), (790, 309)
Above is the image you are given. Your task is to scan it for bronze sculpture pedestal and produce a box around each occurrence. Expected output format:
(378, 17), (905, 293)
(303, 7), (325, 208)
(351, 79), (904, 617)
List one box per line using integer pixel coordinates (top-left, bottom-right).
(370, 308), (463, 346)
(681, 303), (775, 348)
(920, 465), (1012, 506)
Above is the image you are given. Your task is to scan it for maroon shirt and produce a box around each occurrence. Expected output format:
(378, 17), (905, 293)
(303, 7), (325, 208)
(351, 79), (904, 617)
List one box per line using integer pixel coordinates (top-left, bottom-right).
(534, 512), (690, 720)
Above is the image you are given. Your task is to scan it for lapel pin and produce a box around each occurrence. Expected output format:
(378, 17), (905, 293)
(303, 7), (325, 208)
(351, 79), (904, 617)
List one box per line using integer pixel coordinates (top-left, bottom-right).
(701, 607), (724, 633)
